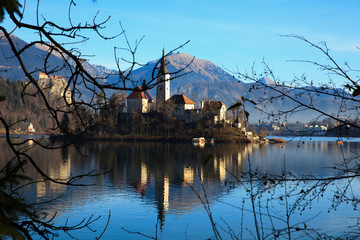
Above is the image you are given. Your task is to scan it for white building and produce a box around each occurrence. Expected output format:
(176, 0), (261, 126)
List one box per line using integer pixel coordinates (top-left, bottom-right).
(156, 49), (170, 111)
(126, 87), (154, 113)
(167, 94), (196, 123)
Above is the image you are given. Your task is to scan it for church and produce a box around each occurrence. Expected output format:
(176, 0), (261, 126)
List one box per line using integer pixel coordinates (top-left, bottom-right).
(126, 49), (227, 124)
(126, 48), (191, 114)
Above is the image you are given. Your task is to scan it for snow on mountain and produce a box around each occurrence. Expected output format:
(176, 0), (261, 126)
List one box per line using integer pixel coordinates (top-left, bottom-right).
(257, 76), (275, 85)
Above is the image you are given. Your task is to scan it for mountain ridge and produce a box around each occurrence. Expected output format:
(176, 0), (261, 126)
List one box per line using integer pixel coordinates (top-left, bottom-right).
(0, 33), (115, 81)
(0, 35), (349, 122)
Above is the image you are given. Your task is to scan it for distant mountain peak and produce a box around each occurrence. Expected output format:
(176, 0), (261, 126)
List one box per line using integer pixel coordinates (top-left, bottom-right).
(130, 51), (239, 96)
(257, 77), (275, 85)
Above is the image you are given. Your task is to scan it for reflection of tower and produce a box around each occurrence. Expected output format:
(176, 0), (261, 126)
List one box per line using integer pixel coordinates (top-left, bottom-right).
(219, 156), (226, 182)
(156, 48), (170, 111)
(163, 176), (170, 211)
(141, 163), (148, 185)
(135, 163), (150, 195)
(155, 168), (169, 230)
(183, 167), (194, 184)
(214, 155), (227, 182)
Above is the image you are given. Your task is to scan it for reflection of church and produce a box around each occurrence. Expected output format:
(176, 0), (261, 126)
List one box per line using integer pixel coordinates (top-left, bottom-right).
(15, 141), (260, 232)
(126, 49), (228, 124)
(126, 144), (251, 229)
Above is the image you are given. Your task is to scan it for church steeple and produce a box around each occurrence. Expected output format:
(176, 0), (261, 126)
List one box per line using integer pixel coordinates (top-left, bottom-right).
(159, 48), (168, 75)
(156, 48), (171, 111)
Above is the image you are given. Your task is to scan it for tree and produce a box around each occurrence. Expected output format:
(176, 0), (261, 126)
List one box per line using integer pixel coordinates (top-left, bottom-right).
(216, 35), (360, 239)
(60, 112), (70, 133)
(236, 35), (360, 134)
(0, 1), (190, 239)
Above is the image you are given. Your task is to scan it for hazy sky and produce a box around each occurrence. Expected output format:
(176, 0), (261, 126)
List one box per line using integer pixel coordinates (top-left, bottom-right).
(3, 0), (360, 85)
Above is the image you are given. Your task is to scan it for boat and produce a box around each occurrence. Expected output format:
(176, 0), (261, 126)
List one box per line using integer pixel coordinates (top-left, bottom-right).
(192, 137), (199, 143)
(336, 139), (344, 145)
(192, 137), (206, 144)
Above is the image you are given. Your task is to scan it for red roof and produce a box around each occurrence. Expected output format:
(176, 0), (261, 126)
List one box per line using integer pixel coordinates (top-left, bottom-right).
(126, 87), (154, 100)
(168, 94), (195, 105)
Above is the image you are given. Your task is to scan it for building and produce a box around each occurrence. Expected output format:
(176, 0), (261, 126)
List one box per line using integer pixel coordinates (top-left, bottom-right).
(123, 50), (232, 126)
(156, 49), (170, 111)
(126, 87), (154, 113)
(38, 72), (71, 103)
(202, 100), (227, 123)
(167, 94), (196, 123)
(25, 122), (35, 133)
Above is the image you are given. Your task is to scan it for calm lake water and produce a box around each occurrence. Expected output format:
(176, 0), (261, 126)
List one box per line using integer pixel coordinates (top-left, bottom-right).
(2, 137), (360, 239)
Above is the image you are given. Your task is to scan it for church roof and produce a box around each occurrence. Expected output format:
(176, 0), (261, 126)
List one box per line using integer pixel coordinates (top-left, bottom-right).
(169, 94), (195, 105)
(158, 48), (168, 75)
(127, 87), (154, 100)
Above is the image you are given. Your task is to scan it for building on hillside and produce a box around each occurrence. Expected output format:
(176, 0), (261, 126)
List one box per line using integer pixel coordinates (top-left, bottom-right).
(24, 122), (35, 133)
(156, 48), (171, 111)
(202, 100), (227, 123)
(38, 72), (72, 103)
(126, 86), (154, 113)
(167, 94), (196, 123)
(39, 72), (48, 80)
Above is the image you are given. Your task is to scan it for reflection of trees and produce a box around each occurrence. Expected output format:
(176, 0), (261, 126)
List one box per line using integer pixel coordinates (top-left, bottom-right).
(200, 141), (360, 239)
(0, 139), (72, 202)
(90, 143), (249, 215)
(3, 140), (253, 229)
(0, 0), (194, 237)
(6, 138), (359, 238)
(222, 35), (360, 239)
(91, 142), (251, 230)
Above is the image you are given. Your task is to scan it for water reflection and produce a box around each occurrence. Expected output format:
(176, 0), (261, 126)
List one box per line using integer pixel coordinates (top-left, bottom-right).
(86, 142), (249, 227)
(1, 139), (358, 238)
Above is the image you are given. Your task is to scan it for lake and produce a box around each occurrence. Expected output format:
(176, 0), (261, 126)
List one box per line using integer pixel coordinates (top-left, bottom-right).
(1, 137), (360, 239)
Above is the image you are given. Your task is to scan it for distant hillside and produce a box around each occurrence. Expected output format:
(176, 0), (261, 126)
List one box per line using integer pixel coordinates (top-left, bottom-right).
(0, 77), (69, 133)
(0, 35), (351, 123)
(130, 52), (348, 122)
(0, 33), (115, 81)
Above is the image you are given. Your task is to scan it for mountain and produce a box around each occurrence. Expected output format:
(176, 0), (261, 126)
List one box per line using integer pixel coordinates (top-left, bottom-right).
(0, 33), (118, 102)
(0, 35), (349, 123)
(0, 33), (115, 81)
(130, 52), (237, 90)
(131, 52), (347, 122)
(257, 77), (275, 85)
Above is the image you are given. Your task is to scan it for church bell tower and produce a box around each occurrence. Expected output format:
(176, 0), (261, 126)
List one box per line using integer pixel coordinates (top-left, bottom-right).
(156, 48), (170, 111)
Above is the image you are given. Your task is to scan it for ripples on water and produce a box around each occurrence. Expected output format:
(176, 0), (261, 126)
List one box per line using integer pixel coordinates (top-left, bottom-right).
(1, 138), (360, 239)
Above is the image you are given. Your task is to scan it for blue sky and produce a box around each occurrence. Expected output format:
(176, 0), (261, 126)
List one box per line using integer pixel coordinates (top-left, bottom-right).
(3, 0), (360, 85)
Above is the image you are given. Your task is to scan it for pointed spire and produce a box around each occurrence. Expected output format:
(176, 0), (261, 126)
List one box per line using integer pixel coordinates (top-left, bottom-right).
(159, 47), (168, 75)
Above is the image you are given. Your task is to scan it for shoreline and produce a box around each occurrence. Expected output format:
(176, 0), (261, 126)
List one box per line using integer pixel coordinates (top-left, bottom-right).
(0, 133), (253, 143)
(70, 134), (253, 143)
